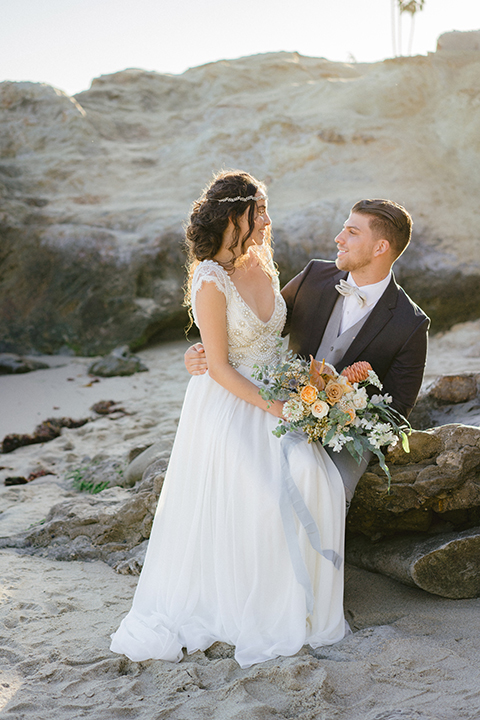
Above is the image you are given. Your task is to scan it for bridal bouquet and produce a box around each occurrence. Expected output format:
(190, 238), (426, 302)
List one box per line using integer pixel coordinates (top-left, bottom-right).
(252, 350), (410, 485)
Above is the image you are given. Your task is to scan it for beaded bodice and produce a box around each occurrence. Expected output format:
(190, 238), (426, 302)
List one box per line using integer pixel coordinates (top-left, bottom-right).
(191, 260), (287, 369)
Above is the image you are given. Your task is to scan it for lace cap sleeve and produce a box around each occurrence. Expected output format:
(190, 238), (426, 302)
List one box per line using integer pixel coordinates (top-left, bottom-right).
(191, 261), (229, 324)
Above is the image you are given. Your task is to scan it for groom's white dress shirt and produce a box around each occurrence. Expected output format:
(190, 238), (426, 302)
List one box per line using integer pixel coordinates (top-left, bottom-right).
(339, 272), (392, 336)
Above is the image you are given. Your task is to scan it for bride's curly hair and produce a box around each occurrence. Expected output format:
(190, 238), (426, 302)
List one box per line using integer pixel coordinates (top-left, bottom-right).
(184, 170), (273, 312)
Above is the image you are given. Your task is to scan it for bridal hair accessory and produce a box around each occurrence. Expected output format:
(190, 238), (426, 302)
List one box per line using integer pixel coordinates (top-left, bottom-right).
(216, 194), (267, 203)
(335, 279), (367, 308)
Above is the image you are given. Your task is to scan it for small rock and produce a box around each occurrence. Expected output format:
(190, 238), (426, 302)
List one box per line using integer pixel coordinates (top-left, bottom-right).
(112, 540), (148, 575)
(90, 400), (126, 415)
(88, 346), (148, 377)
(124, 442), (169, 487)
(1, 417), (89, 453)
(430, 375), (477, 404)
(0, 354), (49, 374)
(4, 476), (28, 486)
(27, 469), (55, 482)
(128, 444), (153, 463)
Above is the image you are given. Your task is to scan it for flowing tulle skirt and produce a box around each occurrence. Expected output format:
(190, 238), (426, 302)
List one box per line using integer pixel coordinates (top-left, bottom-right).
(110, 367), (347, 669)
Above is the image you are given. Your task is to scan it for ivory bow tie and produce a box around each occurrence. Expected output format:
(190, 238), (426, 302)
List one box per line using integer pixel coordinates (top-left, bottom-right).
(335, 279), (368, 307)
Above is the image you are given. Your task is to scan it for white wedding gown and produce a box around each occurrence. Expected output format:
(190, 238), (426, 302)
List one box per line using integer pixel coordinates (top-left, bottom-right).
(110, 259), (347, 669)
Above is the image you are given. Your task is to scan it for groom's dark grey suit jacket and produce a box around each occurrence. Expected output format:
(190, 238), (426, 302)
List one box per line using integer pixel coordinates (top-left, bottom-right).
(281, 259), (430, 419)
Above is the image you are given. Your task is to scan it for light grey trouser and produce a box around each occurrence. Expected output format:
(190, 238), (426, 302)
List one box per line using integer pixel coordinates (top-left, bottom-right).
(324, 446), (373, 504)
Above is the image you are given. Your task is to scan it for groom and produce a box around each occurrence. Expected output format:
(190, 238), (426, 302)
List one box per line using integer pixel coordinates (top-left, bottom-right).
(184, 198), (429, 504)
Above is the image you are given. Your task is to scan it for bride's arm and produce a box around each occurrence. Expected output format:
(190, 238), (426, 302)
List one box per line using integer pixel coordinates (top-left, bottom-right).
(195, 281), (284, 418)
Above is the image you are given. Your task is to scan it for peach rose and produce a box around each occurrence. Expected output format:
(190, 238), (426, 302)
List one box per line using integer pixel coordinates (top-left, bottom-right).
(325, 380), (345, 405)
(300, 384), (318, 404)
(311, 400), (329, 419)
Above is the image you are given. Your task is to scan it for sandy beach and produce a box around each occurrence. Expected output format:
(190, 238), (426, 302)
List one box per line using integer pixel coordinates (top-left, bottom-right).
(1, 323), (480, 719)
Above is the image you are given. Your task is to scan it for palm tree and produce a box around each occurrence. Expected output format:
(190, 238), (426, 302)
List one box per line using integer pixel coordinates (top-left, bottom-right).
(392, 0), (426, 56)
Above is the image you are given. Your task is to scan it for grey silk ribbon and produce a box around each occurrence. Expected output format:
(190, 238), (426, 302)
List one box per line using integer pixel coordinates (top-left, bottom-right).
(335, 278), (368, 307)
(279, 433), (343, 614)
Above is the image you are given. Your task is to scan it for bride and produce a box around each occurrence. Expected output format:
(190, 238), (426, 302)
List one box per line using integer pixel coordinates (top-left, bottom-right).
(110, 170), (347, 669)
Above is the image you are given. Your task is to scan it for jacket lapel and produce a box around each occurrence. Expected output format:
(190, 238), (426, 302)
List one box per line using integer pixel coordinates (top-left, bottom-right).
(339, 275), (399, 368)
(308, 270), (347, 357)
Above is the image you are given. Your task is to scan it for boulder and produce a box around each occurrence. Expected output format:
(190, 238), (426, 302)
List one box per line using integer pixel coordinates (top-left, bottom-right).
(347, 425), (480, 539)
(429, 375), (478, 404)
(343, 422), (480, 597)
(346, 527), (480, 599)
(124, 441), (170, 487)
(409, 373), (480, 430)
(0, 353), (49, 374)
(1, 42), (480, 354)
(88, 345), (148, 377)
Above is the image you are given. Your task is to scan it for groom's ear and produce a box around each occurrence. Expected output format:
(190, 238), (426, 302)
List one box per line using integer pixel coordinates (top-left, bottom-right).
(373, 239), (390, 257)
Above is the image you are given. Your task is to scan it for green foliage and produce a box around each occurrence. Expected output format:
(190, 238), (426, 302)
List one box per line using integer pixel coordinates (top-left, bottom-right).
(27, 518), (46, 529)
(67, 466), (110, 494)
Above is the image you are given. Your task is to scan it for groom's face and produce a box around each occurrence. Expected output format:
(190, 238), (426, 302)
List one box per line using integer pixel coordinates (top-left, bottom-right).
(334, 212), (378, 274)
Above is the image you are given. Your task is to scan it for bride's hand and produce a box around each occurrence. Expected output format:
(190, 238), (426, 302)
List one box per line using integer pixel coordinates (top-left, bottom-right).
(184, 343), (208, 375)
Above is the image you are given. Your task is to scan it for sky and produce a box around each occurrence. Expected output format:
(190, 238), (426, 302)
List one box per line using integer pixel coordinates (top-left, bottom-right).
(1, 0), (478, 97)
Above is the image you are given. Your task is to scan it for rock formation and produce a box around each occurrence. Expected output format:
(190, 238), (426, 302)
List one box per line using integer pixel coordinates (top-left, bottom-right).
(346, 526), (480, 599)
(347, 424), (480, 539)
(2, 420), (479, 597)
(344, 423), (480, 598)
(1, 31), (480, 354)
(0, 462), (166, 572)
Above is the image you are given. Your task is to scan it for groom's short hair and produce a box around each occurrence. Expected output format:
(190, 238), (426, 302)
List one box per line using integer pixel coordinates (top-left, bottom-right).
(352, 199), (412, 260)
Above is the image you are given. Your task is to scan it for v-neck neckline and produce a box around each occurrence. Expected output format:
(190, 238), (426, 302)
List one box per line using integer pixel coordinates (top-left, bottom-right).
(208, 259), (277, 325)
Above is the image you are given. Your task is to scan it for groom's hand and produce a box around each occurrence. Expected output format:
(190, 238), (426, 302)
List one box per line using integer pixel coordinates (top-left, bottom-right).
(184, 343), (208, 375)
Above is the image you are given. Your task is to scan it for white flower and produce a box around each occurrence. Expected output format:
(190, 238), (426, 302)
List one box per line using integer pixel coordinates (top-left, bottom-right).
(371, 393), (393, 406)
(326, 432), (349, 453)
(351, 386), (368, 410)
(368, 422), (397, 448)
(359, 417), (375, 430)
(283, 398), (305, 422)
(367, 369), (382, 389)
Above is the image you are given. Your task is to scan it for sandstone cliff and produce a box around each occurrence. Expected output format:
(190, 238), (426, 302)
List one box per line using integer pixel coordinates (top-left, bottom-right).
(1, 31), (479, 354)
